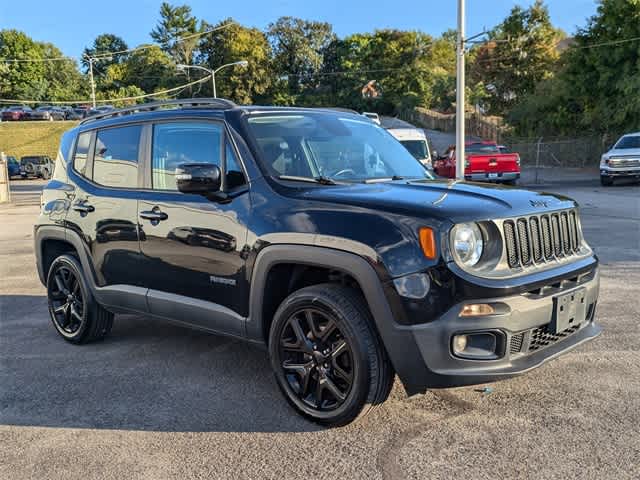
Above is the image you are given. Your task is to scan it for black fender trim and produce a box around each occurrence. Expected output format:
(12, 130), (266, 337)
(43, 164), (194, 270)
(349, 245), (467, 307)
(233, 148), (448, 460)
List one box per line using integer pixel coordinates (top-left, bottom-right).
(247, 244), (431, 394)
(35, 225), (149, 315)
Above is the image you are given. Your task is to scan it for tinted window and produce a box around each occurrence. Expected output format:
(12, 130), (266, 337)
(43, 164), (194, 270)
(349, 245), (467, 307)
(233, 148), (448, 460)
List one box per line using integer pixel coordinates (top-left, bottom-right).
(152, 122), (221, 191)
(93, 125), (141, 188)
(73, 132), (91, 176)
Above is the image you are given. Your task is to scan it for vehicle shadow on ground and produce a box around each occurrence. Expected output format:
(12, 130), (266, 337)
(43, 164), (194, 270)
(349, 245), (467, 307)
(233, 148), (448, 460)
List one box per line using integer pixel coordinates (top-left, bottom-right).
(0, 295), (323, 433)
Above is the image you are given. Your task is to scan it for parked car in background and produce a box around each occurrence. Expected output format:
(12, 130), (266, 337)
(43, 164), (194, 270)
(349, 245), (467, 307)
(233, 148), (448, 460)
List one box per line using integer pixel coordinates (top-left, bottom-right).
(28, 106), (66, 121)
(600, 132), (640, 186)
(2, 105), (32, 121)
(65, 108), (87, 120)
(434, 141), (521, 184)
(20, 155), (54, 180)
(387, 128), (433, 168)
(361, 112), (381, 125)
(6, 156), (21, 177)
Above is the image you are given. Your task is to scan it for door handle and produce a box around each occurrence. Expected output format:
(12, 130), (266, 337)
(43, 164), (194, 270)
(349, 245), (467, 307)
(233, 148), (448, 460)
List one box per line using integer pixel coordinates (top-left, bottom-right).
(140, 210), (168, 222)
(72, 203), (94, 213)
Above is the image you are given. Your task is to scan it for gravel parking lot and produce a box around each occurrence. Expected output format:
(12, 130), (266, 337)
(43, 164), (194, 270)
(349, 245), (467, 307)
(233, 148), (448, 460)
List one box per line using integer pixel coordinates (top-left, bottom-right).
(1, 179), (639, 479)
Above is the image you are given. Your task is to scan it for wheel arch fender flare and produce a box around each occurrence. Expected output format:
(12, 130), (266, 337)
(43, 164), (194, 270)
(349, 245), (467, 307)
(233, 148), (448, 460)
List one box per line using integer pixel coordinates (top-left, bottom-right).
(247, 244), (431, 392)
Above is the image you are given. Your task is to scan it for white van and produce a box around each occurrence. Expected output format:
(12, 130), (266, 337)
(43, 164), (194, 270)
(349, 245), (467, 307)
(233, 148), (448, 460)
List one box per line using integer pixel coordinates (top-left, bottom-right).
(387, 128), (432, 167)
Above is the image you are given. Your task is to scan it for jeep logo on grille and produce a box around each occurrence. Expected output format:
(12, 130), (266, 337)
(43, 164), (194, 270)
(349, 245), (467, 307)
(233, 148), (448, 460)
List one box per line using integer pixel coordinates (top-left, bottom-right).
(530, 199), (549, 208)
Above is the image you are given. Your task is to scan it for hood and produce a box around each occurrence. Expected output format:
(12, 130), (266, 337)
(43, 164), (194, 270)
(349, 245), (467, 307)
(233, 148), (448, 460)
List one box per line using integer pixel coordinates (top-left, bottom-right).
(605, 147), (640, 158)
(297, 179), (576, 223)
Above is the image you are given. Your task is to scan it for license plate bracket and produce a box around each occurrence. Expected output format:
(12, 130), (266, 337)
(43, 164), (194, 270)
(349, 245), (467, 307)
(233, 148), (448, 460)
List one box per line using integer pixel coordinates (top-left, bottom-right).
(488, 172), (499, 179)
(551, 288), (587, 334)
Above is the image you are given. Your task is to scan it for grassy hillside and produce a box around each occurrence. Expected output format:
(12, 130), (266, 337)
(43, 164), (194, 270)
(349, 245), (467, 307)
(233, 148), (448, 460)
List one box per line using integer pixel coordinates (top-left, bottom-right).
(0, 121), (78, 160)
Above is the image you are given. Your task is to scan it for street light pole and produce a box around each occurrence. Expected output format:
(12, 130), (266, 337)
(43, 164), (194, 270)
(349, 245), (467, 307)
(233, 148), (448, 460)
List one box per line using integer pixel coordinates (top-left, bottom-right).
(177, 61), (248, 98)
(456, 0), (466, 181)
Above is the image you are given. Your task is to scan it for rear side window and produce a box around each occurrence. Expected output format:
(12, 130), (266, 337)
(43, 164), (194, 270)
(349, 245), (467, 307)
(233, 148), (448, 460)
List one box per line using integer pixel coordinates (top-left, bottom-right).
(151, 122), (222, 191)
(72, 133), (90, 176)
(93, 125), (141, 188)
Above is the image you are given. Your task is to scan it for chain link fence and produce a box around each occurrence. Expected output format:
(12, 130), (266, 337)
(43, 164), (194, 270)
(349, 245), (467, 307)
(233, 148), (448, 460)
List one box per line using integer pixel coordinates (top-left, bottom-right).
(503, 135), (618, 169)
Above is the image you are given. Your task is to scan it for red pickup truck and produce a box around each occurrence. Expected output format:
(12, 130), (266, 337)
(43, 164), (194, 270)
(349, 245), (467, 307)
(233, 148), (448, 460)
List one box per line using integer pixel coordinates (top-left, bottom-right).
(434, 141), (521, 184)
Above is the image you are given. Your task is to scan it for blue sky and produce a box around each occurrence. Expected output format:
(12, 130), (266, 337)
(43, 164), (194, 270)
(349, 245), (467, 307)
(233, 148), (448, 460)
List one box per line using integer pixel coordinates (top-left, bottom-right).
(2, 0), (598, 59)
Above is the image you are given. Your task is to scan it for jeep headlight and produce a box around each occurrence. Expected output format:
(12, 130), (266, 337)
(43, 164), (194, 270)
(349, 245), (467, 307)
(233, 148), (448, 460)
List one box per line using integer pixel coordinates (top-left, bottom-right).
(451, 223), (484, 267)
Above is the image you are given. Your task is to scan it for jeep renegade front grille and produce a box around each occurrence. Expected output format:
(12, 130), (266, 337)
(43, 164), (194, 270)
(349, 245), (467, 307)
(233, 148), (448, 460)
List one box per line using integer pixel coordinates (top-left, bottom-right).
(502, 210), (581, 269)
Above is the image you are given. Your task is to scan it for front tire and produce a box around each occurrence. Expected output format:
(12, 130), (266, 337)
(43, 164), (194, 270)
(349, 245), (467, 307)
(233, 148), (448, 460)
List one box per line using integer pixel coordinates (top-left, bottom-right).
(46, 254), (113, 344)
(600, 176), (613, 186)
(269, 283), (394, 427)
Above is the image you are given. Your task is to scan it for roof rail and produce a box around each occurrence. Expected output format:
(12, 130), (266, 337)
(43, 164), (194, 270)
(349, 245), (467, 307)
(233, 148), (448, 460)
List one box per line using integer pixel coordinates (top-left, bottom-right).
(80, 98), (237, 125)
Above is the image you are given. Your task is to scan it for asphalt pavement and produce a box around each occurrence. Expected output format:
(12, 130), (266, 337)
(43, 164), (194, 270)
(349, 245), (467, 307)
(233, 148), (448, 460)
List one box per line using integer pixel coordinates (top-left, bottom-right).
(1, 179), (639, 479)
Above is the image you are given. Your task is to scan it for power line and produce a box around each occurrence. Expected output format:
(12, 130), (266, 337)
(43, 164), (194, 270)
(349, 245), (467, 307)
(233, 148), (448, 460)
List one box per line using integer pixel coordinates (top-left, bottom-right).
(0, 75), (212, 105)
(0, 56), (76, 63)
(475, 34), (640, 64)
(90, 22), (236, 59)
(0, 22), (236, 64)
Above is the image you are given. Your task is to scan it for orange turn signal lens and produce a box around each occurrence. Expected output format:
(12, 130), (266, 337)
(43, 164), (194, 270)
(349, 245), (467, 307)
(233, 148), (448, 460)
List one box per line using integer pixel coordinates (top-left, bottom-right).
(419, 227), (437, 259)
(460, 304), (495, 317)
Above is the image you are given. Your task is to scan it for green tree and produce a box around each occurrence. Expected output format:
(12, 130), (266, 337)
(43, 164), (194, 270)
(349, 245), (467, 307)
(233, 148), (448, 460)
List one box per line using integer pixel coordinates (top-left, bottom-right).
(0, 29), (46, 100)
(320, 29), (437, 113)
(151, 2), (202, 65)
(82, 33), (129, 77)
(123, 45), (174, 94)
(267, 17), (336, 95)
(197, 19), (272, 103)
(39, 42), (87, 101)
(470, 0), (563, 115)
(510, 0), (640, 135)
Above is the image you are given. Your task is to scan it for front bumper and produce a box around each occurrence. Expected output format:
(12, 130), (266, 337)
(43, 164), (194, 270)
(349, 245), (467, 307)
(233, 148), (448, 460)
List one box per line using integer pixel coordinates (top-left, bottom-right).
(465, 172), (520, 182)
(400, 266), (600, 392)
(600, 167), (640, 178)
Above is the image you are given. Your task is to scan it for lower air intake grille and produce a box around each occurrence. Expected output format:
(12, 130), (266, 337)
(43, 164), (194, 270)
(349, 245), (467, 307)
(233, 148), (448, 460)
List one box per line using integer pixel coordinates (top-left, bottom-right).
(510, 333), (524, 354)
(528, 323), (581, 352)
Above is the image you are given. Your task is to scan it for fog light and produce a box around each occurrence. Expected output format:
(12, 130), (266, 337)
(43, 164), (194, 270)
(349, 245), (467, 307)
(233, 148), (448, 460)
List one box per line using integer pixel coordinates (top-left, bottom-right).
(460, 303), (495, 317)
(452, 332), (501, 359)
(452, 335), (468, 354)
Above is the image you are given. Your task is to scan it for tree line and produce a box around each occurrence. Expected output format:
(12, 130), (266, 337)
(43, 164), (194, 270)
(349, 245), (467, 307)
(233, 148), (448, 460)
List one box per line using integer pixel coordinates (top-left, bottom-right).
(0, 0), (638, 136)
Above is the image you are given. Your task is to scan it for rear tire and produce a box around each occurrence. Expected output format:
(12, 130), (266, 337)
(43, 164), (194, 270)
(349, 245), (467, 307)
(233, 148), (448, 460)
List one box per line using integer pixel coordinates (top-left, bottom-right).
(46, 254), (113, 344)
(269, 283), (394, 427)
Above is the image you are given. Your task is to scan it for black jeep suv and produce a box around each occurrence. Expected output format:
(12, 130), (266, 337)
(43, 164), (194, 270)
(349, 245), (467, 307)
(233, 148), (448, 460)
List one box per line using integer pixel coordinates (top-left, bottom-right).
(35, 99), (601, 426)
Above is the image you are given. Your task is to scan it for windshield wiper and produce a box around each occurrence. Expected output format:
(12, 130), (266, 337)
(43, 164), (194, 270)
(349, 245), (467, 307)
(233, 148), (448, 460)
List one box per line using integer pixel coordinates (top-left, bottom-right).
(277, 175), (340, 185)
(363, 175), (406, 184)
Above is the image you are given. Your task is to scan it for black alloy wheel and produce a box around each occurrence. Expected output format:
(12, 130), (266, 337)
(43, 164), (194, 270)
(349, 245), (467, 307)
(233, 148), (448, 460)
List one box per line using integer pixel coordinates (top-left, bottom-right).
(278, 307), (354, 411)
(269, 284), (394, 426)
(48, 264), (85, 336)
(46, 254), (113, 343)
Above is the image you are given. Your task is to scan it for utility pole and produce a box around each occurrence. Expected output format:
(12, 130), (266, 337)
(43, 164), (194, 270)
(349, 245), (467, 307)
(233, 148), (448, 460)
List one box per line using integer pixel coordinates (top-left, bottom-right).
(456, 0), (466, 180)
(85, 54), (112, 108)
(86, 55), (96, 108)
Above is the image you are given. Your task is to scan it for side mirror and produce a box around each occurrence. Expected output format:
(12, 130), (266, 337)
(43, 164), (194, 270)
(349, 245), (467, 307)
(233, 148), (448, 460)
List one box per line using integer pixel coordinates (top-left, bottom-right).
(432, 150), (438, 160)
(176, 163), (221, 195)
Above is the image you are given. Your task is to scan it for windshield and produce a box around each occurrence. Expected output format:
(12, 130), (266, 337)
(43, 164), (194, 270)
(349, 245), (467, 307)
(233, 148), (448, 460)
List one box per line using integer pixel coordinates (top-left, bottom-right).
(246, 112), (433, 182)
(614, 135), (640, 149)
(400, 140), (429, 160)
